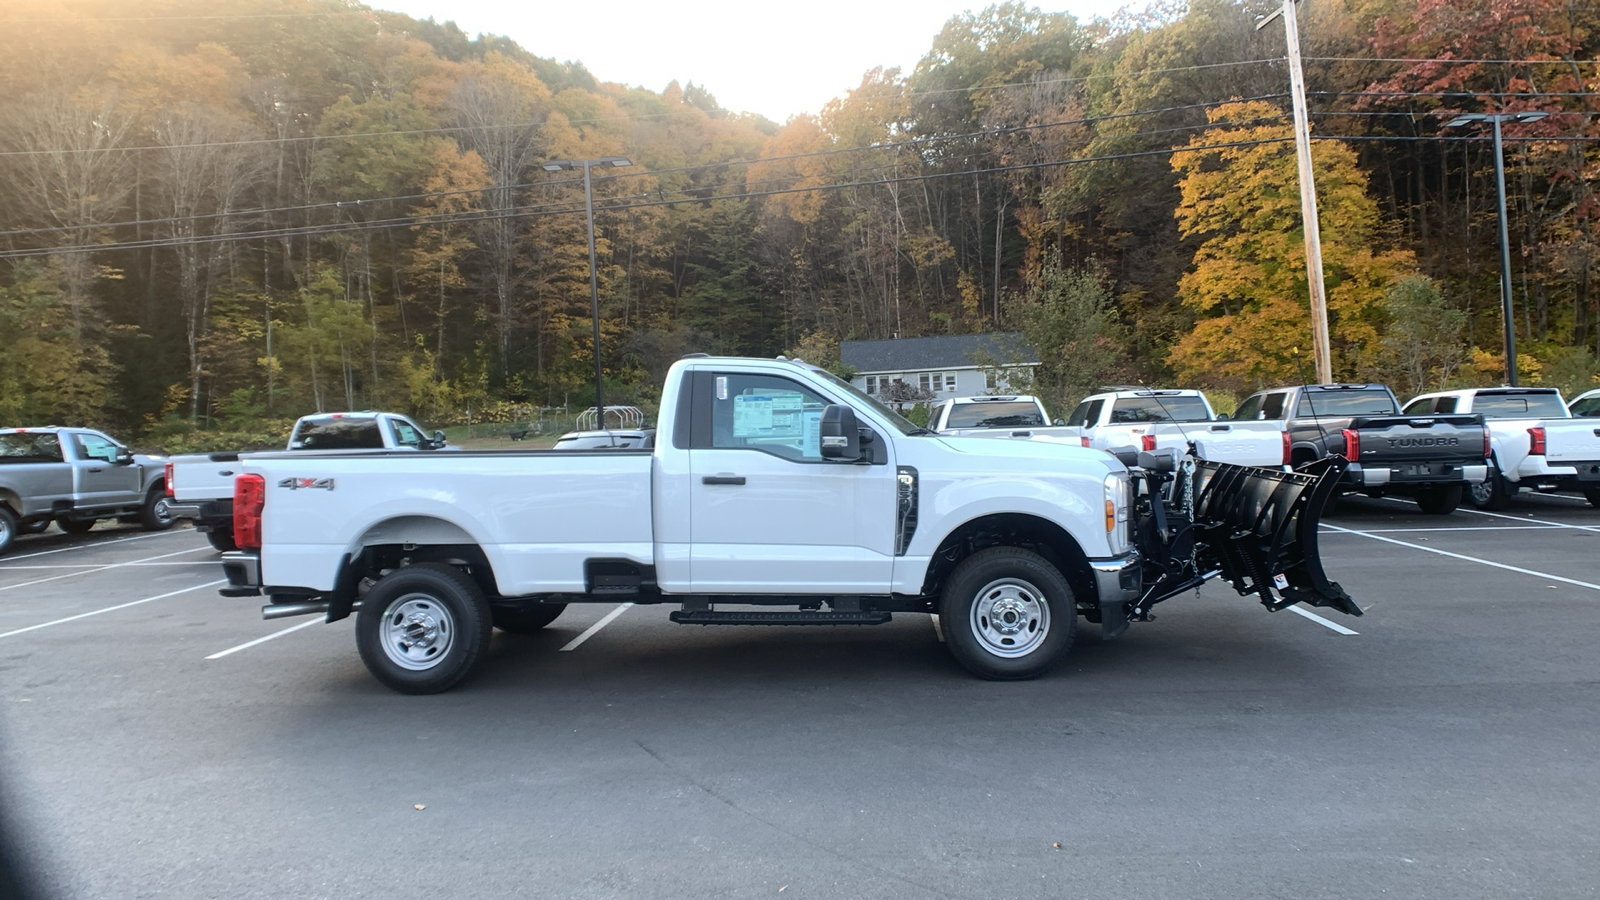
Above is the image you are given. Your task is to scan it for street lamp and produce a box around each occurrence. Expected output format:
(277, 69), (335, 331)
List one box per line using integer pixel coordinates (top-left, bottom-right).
(541, 156), (632, 427)
(1444, 111), (1548, 386)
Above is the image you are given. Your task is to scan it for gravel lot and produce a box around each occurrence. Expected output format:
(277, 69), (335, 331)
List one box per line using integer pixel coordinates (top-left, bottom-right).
(2, 494), (1598, 899)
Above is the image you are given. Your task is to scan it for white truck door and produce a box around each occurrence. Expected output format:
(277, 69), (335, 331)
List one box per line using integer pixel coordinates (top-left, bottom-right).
(686, 369), (897, 594)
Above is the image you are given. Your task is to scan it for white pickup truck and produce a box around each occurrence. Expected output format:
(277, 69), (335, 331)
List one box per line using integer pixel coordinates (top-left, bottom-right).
(928, 395), (1076, 439)
(1061, 389), (1287, 467)
(215, 355), (1357, 694)
(167, 411), (450, 550)
(1403, 388), (1600, 509)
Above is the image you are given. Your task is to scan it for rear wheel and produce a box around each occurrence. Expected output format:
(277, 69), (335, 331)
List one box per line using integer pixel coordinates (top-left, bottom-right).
(56, 518), (96, 535)
(1468, 471), (1514, 511)
(18, 519), (49, 535)
(490, 602), (567, 633)
(205, 529), (237, 552)
(938, 547), (1076, 680)
(1585, 488), (1600, 509)
(139, 488), (176, 530)
(1414, 483), (1462, 515)
(355, 563), (492, 694)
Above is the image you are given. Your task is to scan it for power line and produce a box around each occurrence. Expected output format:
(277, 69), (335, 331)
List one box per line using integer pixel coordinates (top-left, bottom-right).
(0, 137), (1294, 260)
(1306, 57), (1594, 65)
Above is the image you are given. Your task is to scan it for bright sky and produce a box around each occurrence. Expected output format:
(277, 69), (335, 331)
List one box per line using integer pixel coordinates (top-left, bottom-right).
(368, 0), (1147, 123)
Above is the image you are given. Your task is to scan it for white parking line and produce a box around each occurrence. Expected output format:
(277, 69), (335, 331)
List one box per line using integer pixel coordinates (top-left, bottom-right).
(0, 561), (220, 570)
(0, 546), (215, 593)
(0, 528), (194, 562)
(1286, 604), (1359, 634)
(0, 579), (227, 640)
(1375, 496), (1600, 533)
(1353, 525), (1564, 534)
(559, 603), (633, 651)
(1323, 524), (1600, 591)
(206, 618), (323, 659)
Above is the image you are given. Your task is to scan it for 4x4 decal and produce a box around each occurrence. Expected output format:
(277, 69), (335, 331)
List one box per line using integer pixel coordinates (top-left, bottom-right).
(277, 477), (335, 490)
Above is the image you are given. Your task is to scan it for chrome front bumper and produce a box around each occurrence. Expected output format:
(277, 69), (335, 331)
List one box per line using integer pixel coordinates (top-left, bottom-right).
(1089, 552), (1142, 640)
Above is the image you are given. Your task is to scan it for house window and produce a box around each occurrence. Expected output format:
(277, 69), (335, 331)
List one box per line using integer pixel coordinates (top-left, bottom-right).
(917, 372), (955, 394)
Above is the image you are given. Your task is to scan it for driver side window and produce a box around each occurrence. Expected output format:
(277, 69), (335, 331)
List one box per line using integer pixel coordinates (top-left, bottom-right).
(75, 433), (121, 463)
(706, 373), (831, 461)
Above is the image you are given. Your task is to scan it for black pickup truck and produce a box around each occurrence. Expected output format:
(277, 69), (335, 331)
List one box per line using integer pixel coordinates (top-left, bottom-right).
(1230, 384), (1490, 513)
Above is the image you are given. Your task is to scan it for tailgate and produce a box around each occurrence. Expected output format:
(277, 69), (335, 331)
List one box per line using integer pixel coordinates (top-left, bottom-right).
(1543, 420), (1600, 474)
(170, 453), (242, 502)
(1353, 415), (1485, 464)
(1150, 422), (1284, 467)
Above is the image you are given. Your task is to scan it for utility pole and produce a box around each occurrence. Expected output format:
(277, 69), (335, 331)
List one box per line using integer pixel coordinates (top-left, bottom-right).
(1259, 0), (1332, 384)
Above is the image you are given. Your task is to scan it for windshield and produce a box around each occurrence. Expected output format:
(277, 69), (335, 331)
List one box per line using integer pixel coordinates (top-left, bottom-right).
(1296, 390), (1397, 417)
(1474, 392), (1569, 418)
(945, 400), (1045, 428)
(807, 368), (922, 435)
(1571, 395), (1600, 417)
(1108, 396), (1211, 424)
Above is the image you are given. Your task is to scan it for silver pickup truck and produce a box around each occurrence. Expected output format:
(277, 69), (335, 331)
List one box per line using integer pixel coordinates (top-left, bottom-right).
(0, 427), (175, 555)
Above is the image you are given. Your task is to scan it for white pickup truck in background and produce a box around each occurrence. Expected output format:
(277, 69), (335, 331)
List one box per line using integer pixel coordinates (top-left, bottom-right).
(928, 395), (1076, 439)
(167, 411), (450, 550)
(214, 355), (1357, 695)
(1062, 389), (1287, 468)
(1403, 387), (1600, 509)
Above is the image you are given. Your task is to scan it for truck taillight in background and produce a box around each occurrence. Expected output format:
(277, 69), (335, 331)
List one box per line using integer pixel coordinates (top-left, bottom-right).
(233, 474), (266, 550)
(1080, 436), (1090, 448)
(1281, 431), (1292, 466)
(1342, 429), (1360, 460)
(1141, 434), (1157, 452)
(1484, 428), (1493, 460)
(164, 462), (174, 497)
(1528, 426), (1546, 456)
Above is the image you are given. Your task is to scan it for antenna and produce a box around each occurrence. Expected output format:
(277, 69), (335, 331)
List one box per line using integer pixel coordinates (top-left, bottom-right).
(1290, 347), (1335, 466)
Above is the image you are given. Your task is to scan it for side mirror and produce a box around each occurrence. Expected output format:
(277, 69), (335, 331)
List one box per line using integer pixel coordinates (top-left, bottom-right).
(114, 448), (135, 465)
(1216, 412), (1230, 421)
(429, 430), (448, 449)
(819, 405), (862, 460)
(1053, 418), (1065, 426)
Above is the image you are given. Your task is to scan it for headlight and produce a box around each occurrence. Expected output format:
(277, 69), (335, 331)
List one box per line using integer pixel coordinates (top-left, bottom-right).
(1103, 471), (1131, 553)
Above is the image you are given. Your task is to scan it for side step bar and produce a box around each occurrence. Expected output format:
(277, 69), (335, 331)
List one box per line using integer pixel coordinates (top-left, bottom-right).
(670, 610), (892, 626)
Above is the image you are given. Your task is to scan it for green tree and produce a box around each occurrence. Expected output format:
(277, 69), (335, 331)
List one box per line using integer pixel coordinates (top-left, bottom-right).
(1008, 255), (1127, 412)
(1374, 275), (1469, 397)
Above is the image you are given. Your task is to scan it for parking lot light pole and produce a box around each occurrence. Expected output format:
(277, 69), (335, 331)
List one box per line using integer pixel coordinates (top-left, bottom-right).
(541, 156), (633, 427)
(1444, 112), (1548, 387)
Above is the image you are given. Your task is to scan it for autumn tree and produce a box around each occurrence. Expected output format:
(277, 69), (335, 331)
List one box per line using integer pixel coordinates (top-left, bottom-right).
(1168, 100), (1415, 387)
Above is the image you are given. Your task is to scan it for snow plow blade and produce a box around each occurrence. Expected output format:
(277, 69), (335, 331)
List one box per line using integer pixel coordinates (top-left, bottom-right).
(1190, 457), (1358, 617)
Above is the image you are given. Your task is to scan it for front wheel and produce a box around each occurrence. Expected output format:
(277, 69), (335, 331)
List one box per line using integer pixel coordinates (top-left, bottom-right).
(0, 507), (15, 556)
(205, 529), (237, 552)
(1414, 483), (1462, 515)
(139, 488), (176, 530)
(938, 547), (1077, 680)
(1468, 471), (1514, 511)
(355, 563), (492, 694)
(1585, 488), (1600, 509)
(56, 518), (96, 535)
(491, 602), (567, 633)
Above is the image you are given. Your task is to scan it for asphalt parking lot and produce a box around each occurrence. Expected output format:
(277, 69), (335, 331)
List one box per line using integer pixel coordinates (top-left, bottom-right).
(2, 495), (1598, 900)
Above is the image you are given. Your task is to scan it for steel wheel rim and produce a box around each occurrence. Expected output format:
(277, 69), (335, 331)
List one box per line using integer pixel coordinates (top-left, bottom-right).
(380, 593), (455, 671)
(151, 497), (174, 525)
(0, 518), (10, 545)
(969, 577), (1050, 659)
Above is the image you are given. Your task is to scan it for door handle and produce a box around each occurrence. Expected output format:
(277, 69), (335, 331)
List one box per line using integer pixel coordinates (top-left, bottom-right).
(219, 470), (235, 477)
(88, 467), (104, 473)
(701, 475), (746, 485)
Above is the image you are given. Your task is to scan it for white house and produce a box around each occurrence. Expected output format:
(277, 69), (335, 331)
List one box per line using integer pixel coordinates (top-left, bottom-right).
(840, 333), (1040, 404)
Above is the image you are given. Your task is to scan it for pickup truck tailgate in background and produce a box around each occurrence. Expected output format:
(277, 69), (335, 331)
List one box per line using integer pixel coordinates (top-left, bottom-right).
(1543, 421), (1600, 477)
(1351, 415), (1487, 464)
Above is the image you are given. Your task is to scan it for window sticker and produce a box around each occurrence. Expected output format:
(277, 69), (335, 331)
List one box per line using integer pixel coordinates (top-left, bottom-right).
(734, 392), (806, 440)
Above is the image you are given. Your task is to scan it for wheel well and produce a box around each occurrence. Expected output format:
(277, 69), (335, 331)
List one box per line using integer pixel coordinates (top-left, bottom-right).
(921, 513), (1094, 606)
(1291, 447), (1319, 467)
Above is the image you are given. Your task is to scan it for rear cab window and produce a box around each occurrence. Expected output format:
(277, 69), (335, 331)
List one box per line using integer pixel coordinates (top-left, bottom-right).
(1107, 396), (1211, 424)
(0, 432), (65, 463)
(1571, 395), (1600, 417)
(1472, 391), (1569, 419)
(944, 400), (1045, 428)
(292, 417), (384, 450)
(1294, 389), (1396, 417)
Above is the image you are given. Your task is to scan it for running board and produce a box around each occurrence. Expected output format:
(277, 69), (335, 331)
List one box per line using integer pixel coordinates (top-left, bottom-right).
(669, 610), (892, 626)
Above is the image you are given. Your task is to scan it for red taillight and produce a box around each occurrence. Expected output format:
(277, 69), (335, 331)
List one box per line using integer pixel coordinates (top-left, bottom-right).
(1342, 428), (1360, 459)
(1281, 431), (1292, 466)
(233, 474), (266, 550)
(1141, 434), (1157, 452)
(1484, 428), (1493, 460)
(1080, 436), (1090, 448)
(164, 462), (174, 497)
(1529, 426), (1546, 456)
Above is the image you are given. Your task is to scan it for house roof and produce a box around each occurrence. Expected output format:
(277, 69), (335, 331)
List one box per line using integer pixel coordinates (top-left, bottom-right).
(840, 333), (1038, 374)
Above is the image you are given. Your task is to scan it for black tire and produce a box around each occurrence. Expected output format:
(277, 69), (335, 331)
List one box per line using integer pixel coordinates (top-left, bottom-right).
(205, 529), (237, 552)
(1414, 483), (1462, 515)
(138, 487), (176, 531)
(56, 518), (96, 535)
(355, 563), (492, 694)
(490, 602), (567, 633)
(938, 547), (1077, 680)
(18, 519), (49, 535)
(1585, 488), (1600, 509)
(0, 507), (15, 556)
(1468, 470), (1514, 511)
